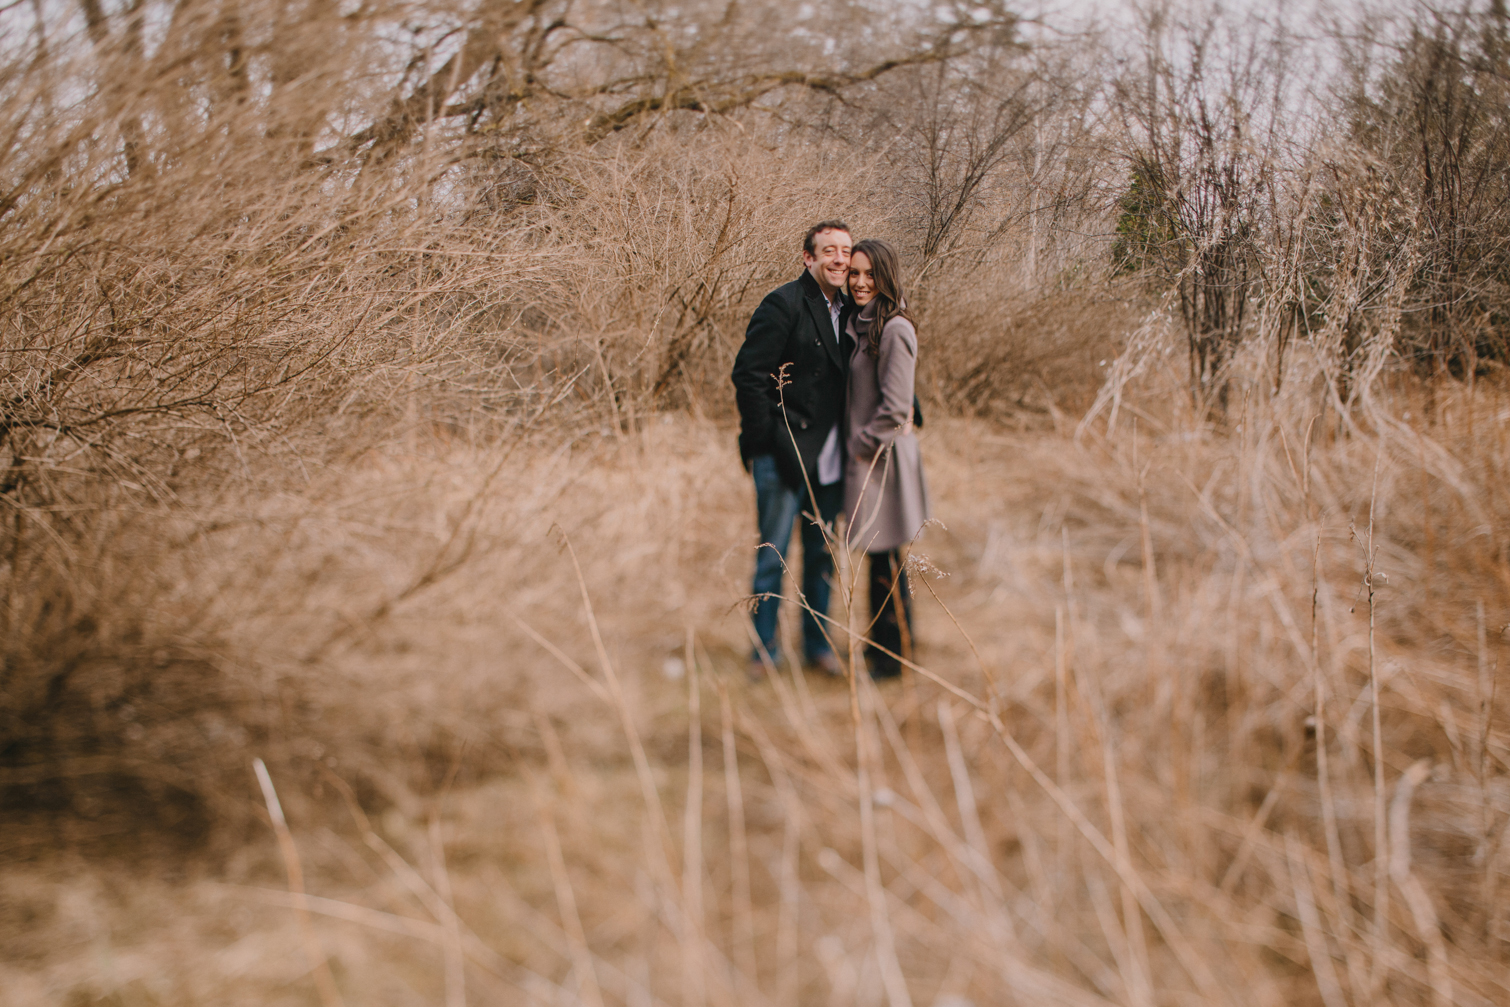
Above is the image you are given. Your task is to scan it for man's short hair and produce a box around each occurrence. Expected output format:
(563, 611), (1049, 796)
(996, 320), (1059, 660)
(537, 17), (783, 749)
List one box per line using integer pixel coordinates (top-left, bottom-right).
(803, 220), (852, 256)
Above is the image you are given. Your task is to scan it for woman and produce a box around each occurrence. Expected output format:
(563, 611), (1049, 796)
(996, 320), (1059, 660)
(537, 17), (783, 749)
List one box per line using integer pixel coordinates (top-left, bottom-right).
(843, 239), (930, 679)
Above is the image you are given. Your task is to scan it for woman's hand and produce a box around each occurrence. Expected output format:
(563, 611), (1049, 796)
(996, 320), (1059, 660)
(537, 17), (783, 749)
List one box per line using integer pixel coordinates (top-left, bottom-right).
(848, 436), (887, 465)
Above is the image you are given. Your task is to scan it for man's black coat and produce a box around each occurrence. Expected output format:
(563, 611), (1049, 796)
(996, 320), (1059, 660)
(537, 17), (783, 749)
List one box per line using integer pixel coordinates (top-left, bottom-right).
(732, 270), (851, 489)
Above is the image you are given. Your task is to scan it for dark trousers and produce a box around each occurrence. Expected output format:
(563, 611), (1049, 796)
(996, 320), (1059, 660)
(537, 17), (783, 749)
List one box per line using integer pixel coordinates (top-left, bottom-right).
(866, 549), (913, 678)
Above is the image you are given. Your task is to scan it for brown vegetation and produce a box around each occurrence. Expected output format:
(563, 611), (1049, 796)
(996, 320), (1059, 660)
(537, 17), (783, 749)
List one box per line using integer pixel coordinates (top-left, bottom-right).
(2, 1), (1509, 1005)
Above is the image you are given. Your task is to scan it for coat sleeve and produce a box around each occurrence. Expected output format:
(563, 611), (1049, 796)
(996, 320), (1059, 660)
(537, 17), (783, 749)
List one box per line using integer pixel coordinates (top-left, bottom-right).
(851, 319), (917, 461)
(731, 288), (794, 464)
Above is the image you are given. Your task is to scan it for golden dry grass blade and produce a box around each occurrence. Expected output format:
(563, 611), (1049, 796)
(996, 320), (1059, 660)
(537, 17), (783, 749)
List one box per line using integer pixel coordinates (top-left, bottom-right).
(252, 758), (346, 1007)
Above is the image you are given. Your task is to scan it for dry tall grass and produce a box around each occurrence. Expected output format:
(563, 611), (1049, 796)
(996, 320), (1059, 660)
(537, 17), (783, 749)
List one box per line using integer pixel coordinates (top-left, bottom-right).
(0, 381), (1503, 1002)
(5, 370), (1509, 1004)
(3, 1), (1510, 1005)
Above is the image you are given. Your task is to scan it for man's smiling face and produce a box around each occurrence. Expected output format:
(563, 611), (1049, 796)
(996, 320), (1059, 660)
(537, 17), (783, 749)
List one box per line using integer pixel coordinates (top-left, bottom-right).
(803, 227), (852, 298)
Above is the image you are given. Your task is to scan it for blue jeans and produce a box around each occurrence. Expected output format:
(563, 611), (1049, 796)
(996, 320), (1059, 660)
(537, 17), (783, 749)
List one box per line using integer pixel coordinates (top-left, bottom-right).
(749, 454), (842, 663)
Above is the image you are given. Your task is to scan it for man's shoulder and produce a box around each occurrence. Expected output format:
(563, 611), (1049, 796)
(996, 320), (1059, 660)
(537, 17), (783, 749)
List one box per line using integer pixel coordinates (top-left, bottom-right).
(762, 275), (809, 307)
(749, 277), (816, 330)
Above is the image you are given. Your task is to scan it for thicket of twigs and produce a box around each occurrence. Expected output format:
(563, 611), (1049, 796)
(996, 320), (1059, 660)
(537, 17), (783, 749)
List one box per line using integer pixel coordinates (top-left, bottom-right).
(2, 1), (1509, 1005)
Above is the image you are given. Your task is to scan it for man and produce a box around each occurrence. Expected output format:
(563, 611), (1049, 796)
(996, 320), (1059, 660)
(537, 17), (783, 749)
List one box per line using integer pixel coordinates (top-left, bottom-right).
(731, 220), (852, 678)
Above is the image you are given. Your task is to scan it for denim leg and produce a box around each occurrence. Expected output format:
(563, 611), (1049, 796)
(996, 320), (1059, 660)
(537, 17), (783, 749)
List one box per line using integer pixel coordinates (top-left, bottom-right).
(750, 455), (800, 660)
(797, 480), (843, 661)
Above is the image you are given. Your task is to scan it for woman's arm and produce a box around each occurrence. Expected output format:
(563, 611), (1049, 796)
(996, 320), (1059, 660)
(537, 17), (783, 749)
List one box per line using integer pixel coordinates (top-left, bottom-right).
(851, 318), (917, 460)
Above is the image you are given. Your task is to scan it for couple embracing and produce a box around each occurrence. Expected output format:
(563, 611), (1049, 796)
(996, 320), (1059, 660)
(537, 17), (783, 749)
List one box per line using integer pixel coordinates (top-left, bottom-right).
(731, 220), (931, 682)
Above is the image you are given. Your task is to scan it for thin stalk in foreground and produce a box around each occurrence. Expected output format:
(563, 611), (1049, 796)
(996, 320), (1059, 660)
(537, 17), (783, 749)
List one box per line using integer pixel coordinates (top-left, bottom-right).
(718, 686), (757, 984)
(253, 758), (345, 1007)
(1360, 442), (1388, 994)
(853, 671), (916, 1007)
(681, 628), (706, 1007)
(527, 768), (606, 1007)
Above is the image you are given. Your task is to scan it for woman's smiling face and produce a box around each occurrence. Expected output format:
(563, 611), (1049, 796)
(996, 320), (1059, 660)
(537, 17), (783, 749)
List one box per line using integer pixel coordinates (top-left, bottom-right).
(848, 251), (875, 306)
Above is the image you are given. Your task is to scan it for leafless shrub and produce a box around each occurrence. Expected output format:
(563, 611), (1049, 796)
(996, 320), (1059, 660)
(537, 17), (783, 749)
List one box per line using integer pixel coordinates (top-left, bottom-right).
(1333, 1), (1510, 375)
(1106, 2), (1307, 414)
(921, 267), (1131, 422)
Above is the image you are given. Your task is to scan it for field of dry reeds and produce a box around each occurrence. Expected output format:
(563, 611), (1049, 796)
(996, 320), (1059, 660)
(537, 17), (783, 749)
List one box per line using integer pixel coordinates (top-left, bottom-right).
(3, 1), (1510, 1005)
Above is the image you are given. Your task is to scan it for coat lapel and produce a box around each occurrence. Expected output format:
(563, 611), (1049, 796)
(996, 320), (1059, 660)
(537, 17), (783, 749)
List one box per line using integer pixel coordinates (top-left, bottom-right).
(799, 272), (845, 369)
(837, 297), (855, 362)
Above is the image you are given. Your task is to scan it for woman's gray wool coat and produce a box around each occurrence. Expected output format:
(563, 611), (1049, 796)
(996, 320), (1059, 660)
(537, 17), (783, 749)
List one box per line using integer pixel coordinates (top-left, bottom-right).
(843, 310), (931, 554)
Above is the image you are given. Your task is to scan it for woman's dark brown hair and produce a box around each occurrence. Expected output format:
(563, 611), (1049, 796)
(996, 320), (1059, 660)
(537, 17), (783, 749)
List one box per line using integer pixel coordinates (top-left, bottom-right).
(851, 239), (913, 358)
